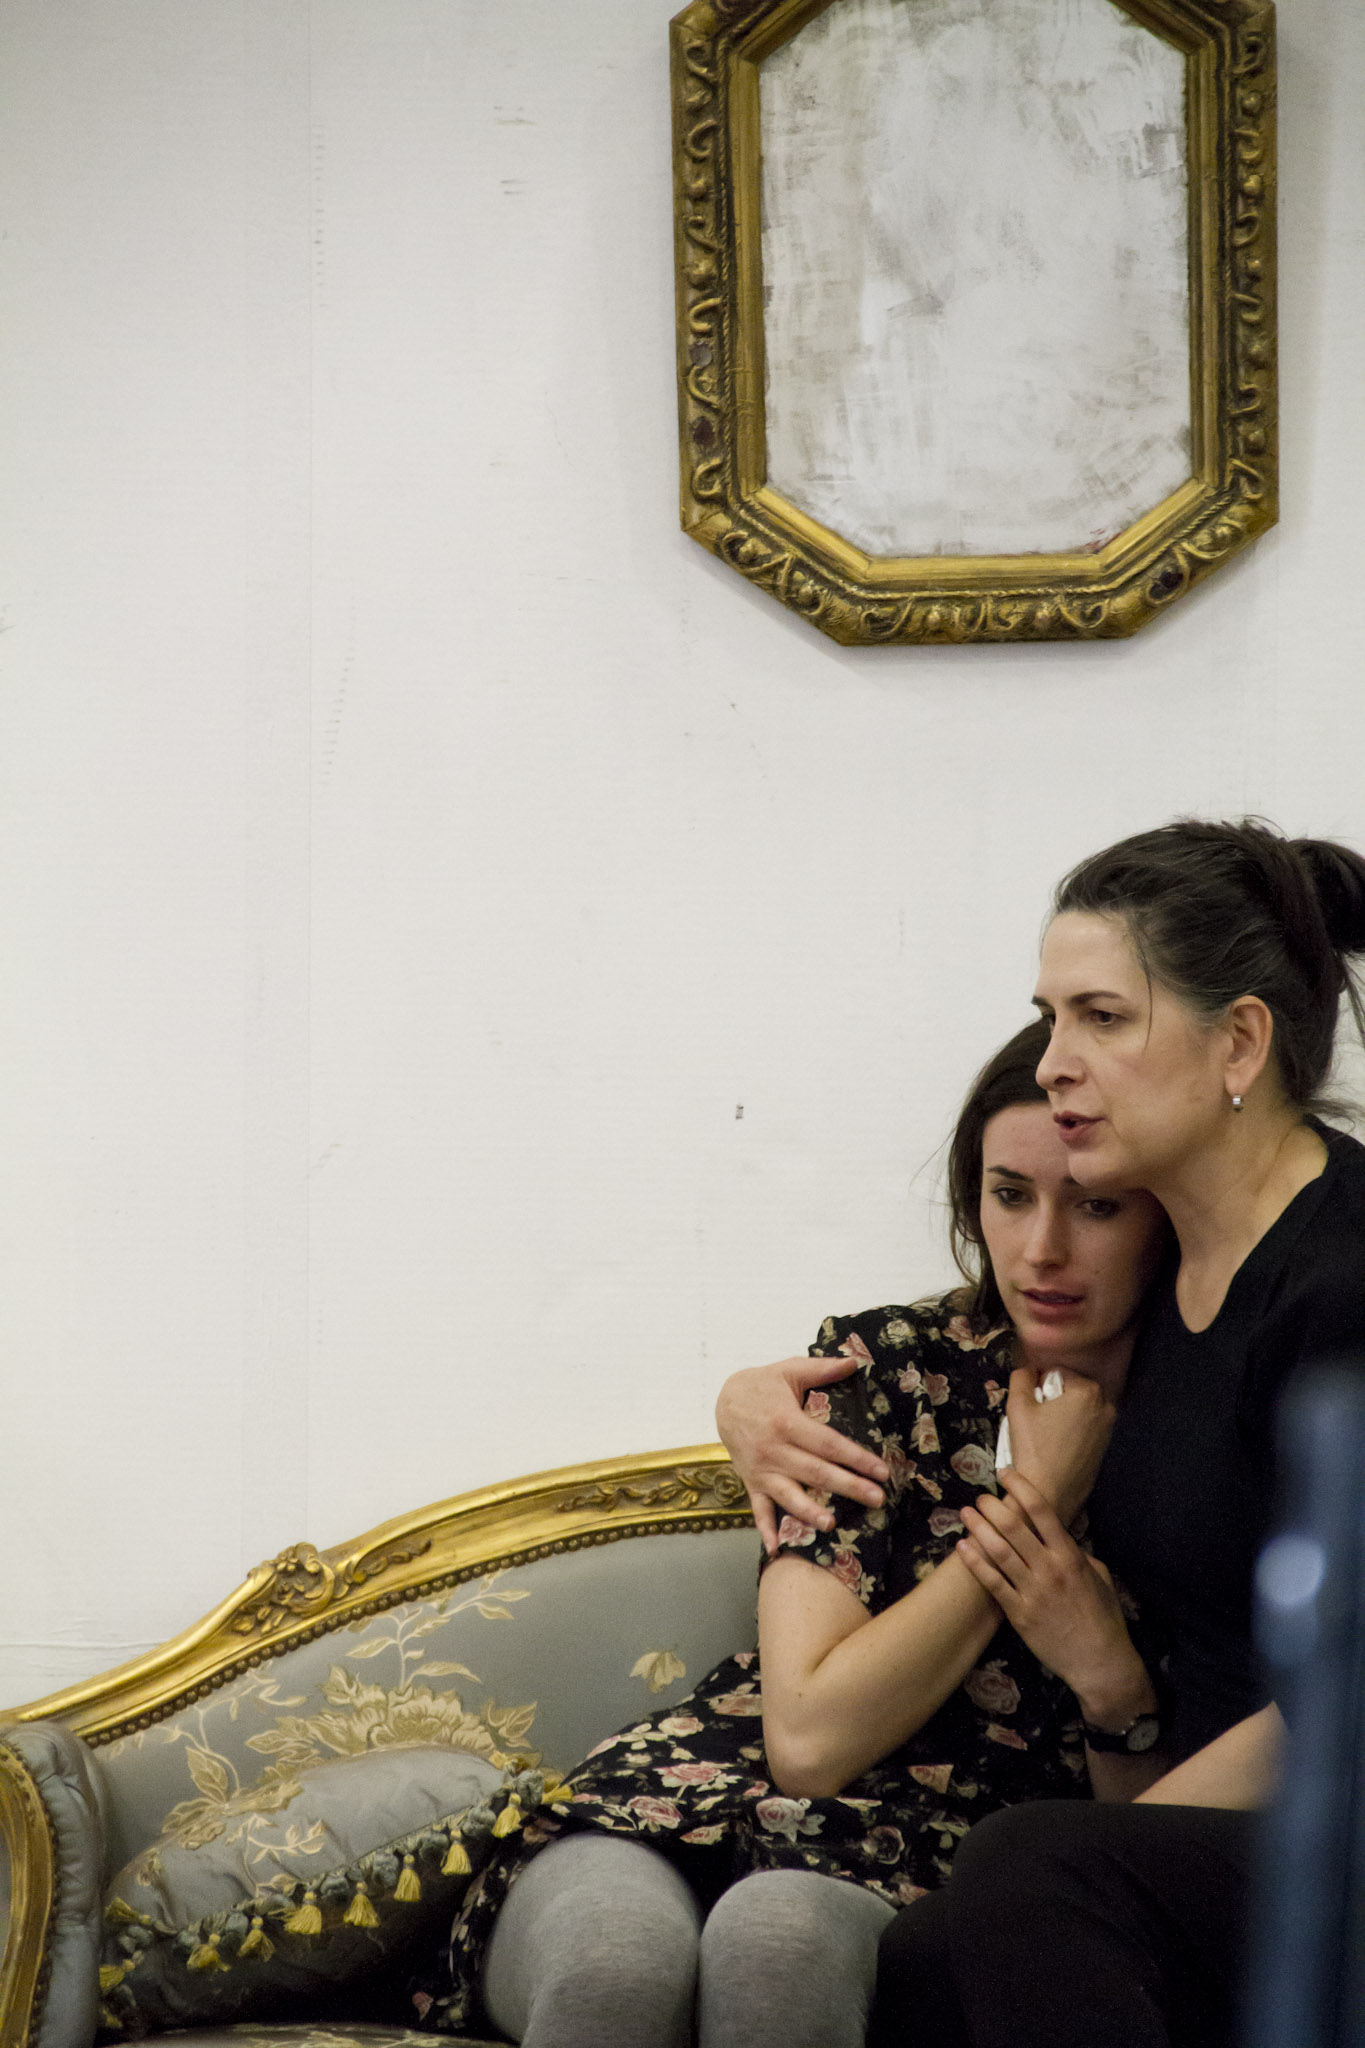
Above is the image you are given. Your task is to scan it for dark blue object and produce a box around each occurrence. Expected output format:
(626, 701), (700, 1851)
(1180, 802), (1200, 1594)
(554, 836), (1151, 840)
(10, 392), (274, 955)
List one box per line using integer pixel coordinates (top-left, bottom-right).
(1246, 1365), (1365, 2048)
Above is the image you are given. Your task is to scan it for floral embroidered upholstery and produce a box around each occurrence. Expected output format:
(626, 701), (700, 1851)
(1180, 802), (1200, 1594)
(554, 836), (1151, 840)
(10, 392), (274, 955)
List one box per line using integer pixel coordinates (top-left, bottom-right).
(0, 1460), (760, 2048)
(91, 1537), (759, 1881)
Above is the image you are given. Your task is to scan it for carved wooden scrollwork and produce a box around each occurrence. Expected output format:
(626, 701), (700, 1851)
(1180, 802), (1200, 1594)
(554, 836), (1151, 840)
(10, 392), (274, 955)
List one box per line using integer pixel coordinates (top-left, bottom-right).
(670, 0), (1278, 645)
(556, 1464), (748, 1516)
(231, 1536), (433, 1637)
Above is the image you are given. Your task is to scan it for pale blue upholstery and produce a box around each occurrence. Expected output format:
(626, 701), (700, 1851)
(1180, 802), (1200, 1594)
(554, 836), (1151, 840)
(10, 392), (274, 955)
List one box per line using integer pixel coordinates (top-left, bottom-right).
(1, 1509), (761, 2048)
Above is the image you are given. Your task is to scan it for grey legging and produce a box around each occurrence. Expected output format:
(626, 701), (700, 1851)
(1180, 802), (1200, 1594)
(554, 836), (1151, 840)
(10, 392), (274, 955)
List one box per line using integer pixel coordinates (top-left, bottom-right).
(480, 1831), (895, 2048)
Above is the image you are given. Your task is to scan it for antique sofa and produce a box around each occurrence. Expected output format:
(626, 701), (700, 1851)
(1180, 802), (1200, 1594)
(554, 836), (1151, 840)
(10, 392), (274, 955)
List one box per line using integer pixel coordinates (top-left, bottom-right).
(0, 1446), (760, 2048)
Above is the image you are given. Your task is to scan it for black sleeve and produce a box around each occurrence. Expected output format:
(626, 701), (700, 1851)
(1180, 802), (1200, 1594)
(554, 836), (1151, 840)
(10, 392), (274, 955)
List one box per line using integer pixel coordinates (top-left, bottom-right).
(1241, 1266), (1365, 1466)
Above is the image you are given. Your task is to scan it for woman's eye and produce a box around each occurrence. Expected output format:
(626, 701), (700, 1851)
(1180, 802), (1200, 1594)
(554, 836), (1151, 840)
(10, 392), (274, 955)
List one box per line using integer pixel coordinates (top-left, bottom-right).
(1082, 1199), (1120, 1218)
(1088, 1008), (1118, 1026)
(990, 1186), (1026, 1207)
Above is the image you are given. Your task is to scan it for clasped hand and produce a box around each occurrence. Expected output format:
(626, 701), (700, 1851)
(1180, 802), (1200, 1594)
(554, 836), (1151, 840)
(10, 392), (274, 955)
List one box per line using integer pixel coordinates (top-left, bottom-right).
(999, 1363), (1115, 1528)
(957, 1467), (1137, 1717)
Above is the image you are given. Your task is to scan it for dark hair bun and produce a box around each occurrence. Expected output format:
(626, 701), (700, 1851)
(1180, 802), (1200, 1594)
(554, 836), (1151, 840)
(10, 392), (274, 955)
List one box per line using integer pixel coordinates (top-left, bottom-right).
(1292, 838), (1365, 956)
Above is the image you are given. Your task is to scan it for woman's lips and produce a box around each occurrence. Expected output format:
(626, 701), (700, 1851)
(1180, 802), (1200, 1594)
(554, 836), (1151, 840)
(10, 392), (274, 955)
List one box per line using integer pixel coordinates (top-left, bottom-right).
(1020, 1289), (1086, 1322)
(1054, 1113), (1101, 1146)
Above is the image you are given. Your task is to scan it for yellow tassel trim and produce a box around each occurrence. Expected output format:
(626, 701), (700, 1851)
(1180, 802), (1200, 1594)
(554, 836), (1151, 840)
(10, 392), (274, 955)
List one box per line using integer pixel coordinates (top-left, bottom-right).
(541, 1777), (575, 1806)
(99, 1962), (131, 1993)
(345, 1881), (381, 1927)
(285, 1889), (323, 1937)
(492, 1795), (523, 1839)
(106, 1898), (140, 1925)
(238, 1914), (273, 1961)
(394, 1852), (422, 1903)
(442, 1836), (472, 1876)
(187, 1934), (230, 1974)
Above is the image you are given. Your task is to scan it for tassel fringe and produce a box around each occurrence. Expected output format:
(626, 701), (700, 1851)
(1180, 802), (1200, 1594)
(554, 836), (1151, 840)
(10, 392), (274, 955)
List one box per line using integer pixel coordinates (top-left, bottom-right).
(285, 1889), (323, 1937)
(103, 1799), (492, 1990)
(238, 1914), (273, 1961)
(492, 1795), (523, 1839)
(345, 1881), (381, 1927)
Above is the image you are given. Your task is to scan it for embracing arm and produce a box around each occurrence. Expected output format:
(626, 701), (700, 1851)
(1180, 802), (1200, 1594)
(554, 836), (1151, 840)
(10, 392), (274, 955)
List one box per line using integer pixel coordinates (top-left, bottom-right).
(717, 1353), (889, 1553)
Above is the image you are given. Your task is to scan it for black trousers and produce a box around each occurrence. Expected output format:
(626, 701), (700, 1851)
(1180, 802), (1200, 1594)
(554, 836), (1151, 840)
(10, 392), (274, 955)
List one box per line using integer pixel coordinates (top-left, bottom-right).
(871, 1801), (1258, 2048)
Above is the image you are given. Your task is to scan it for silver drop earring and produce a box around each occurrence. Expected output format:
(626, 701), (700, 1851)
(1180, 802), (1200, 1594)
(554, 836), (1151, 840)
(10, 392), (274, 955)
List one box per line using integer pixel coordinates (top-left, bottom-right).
(1231, 1094), (1244, 1111)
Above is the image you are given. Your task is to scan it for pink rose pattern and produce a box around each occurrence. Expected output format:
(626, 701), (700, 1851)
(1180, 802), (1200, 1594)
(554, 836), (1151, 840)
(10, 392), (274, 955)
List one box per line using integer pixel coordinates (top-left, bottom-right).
(949, 1443), (997, 1489)
(421, 1294), (1115, 2035)
(964, 1662), (1023, 1717)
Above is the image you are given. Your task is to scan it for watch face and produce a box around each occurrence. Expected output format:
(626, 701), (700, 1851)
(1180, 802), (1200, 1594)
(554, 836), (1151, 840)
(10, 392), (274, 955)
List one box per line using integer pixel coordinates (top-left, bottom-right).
(1127, 1716), (1161, 1753)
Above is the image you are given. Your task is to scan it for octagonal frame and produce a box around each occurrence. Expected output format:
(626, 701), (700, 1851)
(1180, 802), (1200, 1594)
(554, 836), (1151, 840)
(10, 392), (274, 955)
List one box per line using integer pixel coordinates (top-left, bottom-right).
(671, 0), (1277, 645)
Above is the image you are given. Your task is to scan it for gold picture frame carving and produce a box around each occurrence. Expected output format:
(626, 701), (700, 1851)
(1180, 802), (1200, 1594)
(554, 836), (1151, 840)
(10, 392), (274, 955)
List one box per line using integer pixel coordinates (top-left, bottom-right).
(671, 0), (1277, 644)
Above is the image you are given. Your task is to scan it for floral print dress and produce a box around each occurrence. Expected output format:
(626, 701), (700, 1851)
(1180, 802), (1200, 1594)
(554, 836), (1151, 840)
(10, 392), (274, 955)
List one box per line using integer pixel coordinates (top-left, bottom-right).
(412, 1294), (1092, 2035)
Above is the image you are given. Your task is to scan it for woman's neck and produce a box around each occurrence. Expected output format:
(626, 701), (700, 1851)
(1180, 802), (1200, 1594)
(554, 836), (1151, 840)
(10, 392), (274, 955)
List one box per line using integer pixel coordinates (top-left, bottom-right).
(1148, 1110), (1328, 1332)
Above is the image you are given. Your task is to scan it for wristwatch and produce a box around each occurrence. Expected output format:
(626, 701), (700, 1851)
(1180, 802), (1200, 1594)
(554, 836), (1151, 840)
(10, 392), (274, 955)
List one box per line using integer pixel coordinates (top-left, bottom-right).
(1081, 1711), (1162, 1754)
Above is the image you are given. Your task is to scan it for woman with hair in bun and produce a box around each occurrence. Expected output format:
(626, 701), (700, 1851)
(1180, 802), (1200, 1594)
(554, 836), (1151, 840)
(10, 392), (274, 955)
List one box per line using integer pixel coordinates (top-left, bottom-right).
(721, 818), (1365, 2048)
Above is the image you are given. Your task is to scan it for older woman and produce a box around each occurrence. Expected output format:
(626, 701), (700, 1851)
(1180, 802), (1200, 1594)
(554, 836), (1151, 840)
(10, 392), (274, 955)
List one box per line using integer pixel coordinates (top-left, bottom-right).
(724, 819), (1365, 2048)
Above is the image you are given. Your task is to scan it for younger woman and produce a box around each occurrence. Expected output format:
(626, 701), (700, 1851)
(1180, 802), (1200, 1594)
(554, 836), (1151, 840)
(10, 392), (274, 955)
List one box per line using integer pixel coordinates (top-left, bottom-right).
(413, 1023), (1169, 2047)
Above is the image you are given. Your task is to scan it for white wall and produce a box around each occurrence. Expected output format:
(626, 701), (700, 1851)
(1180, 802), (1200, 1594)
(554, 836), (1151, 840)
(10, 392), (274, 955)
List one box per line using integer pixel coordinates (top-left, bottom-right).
(1, 0), (1361, 1705)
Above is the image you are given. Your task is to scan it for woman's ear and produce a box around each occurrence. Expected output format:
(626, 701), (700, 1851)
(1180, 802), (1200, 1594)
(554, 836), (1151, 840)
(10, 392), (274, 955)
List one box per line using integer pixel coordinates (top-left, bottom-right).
(1223, 994), (1275, 1104)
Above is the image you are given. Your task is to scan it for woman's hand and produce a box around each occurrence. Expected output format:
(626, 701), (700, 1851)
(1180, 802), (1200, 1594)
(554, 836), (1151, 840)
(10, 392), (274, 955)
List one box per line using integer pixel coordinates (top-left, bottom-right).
(956, 1467), (1154, 1728)
(716, 1353), (889, 1554)
(1002, 1365), (1117, 1528)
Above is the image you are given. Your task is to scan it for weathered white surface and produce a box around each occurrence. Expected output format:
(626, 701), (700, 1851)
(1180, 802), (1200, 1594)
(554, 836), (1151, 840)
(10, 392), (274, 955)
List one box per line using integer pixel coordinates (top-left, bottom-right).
(761, 0), (1191, 556)
(0, 0), (1363, 1706)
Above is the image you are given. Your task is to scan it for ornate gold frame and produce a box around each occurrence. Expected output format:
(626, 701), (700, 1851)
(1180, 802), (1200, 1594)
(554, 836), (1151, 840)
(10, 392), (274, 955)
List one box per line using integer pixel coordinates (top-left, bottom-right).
(0, 1447), (747, 2047)
(0, 1740), (56, 2048)
(671, 0), (1277, 644)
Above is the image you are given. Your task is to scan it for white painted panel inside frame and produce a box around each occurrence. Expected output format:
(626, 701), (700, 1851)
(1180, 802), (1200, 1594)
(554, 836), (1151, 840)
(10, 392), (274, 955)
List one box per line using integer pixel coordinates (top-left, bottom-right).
(760, 0), (1192, 558)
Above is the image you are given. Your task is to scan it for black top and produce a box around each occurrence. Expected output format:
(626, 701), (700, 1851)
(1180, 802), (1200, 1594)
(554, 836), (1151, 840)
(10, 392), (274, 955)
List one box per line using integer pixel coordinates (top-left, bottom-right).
(1087, 1121), (1365, 1761)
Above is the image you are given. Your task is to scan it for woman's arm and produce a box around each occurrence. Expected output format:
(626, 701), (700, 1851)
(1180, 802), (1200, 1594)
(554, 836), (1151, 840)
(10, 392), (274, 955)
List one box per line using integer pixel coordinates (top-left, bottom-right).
(757, 1545), (1003, 1798)
(1135, 1704), (1283, 1809)
(716, 1354), (889, 1553)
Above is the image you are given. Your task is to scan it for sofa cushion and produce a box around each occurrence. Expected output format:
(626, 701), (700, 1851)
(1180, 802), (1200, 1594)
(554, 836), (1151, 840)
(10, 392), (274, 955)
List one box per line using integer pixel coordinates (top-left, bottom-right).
(96, 1749), (551, 2038)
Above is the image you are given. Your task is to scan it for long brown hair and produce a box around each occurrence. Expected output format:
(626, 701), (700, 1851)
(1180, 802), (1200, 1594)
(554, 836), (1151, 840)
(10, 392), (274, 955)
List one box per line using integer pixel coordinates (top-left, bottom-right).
(947, 1019), (1053, 1332)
